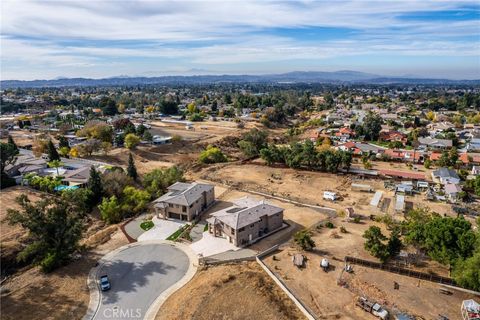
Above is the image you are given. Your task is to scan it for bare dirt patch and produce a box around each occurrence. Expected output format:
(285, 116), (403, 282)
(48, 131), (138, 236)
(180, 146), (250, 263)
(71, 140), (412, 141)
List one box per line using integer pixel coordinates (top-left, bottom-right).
(262, 214), (477, 319)
(0, 187), (128, 320)
(0, 186), (43, 243)
(156, 261), (306, 320)
(0, 228), (128, 320)
(1, 187), (45, 276)
(196, 163), (455, 216)
(200, 188), (329, 252)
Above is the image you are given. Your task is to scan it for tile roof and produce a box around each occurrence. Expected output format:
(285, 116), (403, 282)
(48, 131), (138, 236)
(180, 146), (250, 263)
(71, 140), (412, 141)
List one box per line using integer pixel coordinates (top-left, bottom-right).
(154, 182), (214, 206)
(63, 166), (91, 182)
(432, 168), (459, 179)
(379, 169), (425, 180)
(211, 196), (283, 230)
(418, 137), (453, 148)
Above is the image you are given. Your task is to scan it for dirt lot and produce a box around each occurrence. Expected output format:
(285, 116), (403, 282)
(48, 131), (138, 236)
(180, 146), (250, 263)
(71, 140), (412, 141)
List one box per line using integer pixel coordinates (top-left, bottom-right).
(156, 261), (306, 320)
(0, 186), (43, 243)
(0, 228), (128, 320)
(197, 163), (455, 216)
(90, 142), (197, 174)
(0, 130), (55, 147)
(149, 119), (255, 144)
(344, 266), (474, 319)
(0, 186), (129, 320)
(208, 188), (330, 252)
(262, 214), (477, 319)
(1, 187), (48, 276)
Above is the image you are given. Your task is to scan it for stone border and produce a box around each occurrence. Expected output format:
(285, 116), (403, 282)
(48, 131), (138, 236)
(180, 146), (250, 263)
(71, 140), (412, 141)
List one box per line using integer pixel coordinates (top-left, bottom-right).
(83, 240), (198, 320)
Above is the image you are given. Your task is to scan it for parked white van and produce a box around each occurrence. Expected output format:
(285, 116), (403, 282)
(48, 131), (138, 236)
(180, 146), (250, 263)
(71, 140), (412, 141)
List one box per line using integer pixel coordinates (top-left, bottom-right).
(323, 191), (337, 201)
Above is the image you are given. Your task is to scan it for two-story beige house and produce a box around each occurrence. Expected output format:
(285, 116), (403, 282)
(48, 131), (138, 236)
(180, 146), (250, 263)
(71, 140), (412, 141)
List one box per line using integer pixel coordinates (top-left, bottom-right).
(207, 197), (284, 247)
(153, 182), (215, 221)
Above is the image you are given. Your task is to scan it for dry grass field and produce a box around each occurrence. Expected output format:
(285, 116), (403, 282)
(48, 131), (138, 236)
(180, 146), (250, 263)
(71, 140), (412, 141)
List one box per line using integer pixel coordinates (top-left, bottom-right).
(156, 262), (306, 320)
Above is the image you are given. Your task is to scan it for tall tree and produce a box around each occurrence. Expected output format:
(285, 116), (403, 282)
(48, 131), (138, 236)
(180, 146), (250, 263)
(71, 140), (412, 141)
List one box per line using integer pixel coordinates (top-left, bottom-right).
(238, 128), (268, 158)
(87, 166), (103, 205)
(47, 140), (60, 162)
(363, 226), (389, 262)
(1, 137), (20, 188)
(125, 133), (140, 150)
(7, 135), (18, 154)
(453, 244), (480, 291)
(58, 135), (70, 149)
(127, 153), (138, 181)
(6, 195), (84, 272)
(99, 97), (118, 116)
(143, 166), (184, 198)
(362, 112), (383, 141)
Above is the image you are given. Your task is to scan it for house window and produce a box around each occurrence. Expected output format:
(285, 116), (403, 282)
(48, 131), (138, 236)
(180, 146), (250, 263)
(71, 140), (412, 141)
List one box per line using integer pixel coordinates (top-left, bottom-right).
(182, 206), (186, 213)
(169, 203), (173, 208)
(239, 227), (245, 232)
(231, 227), (235, 235)
(250, 224), (254, 228)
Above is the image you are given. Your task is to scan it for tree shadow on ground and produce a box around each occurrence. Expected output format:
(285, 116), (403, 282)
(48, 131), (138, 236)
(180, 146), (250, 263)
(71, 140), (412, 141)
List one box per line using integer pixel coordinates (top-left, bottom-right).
(99, 260), (176, 305)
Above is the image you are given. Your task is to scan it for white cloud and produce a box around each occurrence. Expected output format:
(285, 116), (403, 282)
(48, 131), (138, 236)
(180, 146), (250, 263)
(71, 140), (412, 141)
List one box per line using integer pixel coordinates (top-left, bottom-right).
(1, 0), (479, 79)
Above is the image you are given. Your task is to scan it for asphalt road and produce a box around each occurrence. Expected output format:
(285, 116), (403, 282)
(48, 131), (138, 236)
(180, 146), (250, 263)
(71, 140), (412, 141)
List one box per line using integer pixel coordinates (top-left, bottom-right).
(93, 243), (189, 320)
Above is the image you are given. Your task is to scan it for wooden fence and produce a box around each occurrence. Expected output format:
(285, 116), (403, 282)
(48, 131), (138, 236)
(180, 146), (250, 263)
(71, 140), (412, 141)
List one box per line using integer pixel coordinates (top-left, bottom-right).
(345, 256), (457, 286)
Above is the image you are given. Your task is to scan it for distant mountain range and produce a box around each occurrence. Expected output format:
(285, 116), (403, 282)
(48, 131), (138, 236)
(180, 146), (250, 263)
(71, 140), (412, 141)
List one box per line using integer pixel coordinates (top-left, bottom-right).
(2, 71), (479, 88)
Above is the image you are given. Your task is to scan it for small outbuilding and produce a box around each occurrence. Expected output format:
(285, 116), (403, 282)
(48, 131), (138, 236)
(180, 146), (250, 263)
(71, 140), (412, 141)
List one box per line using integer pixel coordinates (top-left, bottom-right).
(370, 191), (383, 207)
(292, 254), (305, 268)
(395, 195), (405, 213)
(351, 183), (374, 192)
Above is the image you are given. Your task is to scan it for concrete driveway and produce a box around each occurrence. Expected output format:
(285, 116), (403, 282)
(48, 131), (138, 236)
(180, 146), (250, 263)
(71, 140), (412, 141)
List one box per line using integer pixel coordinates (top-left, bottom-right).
(137, 216), (185, 242)
(90, 243), (191, 320)
(190, 231), (240, 257)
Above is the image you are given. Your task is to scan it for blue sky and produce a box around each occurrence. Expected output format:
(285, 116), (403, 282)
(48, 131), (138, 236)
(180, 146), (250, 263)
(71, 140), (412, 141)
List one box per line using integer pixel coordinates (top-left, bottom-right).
(1, 0), (479, 80)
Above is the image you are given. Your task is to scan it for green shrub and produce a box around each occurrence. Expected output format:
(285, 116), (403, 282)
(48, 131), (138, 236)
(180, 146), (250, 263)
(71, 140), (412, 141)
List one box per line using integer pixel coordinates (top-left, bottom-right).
(325, 221), (335, 228)
(294, 229), (316, 251)
(167, 225), (189, 241)
(199, 145), (228, 164)
(140, 220), (154, 231)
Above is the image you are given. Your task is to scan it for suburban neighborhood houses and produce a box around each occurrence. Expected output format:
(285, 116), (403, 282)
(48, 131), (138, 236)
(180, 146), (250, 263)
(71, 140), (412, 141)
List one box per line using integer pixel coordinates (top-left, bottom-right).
(2, 1), (480, 318)
(0, 77), (480, 319)
(1, 79), (480, 320)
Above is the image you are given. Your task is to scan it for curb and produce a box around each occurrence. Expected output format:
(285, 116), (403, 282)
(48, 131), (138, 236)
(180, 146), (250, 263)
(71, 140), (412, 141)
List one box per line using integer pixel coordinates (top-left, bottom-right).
(143, 241), (198, 320)
(82, 240), (198, 320)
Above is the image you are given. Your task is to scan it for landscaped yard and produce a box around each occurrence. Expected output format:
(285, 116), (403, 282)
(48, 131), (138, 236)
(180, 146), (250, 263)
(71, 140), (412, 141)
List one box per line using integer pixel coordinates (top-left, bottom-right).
(140, 220), (154, 231)
(166, 224), (189, 241)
